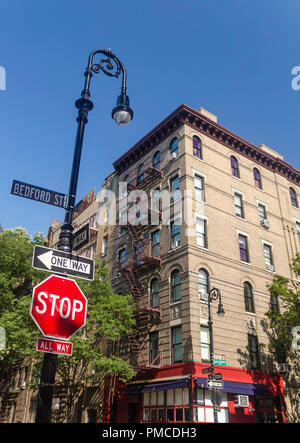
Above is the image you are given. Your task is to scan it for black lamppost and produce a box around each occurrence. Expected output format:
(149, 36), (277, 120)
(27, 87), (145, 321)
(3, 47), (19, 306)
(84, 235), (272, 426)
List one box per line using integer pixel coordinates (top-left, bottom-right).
(207, 287), (225, 424)
(35, 49), (133, 423)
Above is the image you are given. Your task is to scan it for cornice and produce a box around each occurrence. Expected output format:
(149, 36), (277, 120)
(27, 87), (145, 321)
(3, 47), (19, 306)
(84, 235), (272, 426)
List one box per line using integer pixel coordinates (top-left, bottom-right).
(113, 104), (300, 186)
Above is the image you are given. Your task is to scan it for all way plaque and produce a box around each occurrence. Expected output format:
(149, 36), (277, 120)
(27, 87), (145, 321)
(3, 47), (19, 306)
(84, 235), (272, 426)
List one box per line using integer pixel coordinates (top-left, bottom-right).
(32, 245), (95, 281)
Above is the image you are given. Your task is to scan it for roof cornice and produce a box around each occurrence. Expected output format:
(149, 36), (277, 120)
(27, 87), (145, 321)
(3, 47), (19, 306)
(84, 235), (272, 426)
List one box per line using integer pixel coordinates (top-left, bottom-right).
(113, 104), (300, 186)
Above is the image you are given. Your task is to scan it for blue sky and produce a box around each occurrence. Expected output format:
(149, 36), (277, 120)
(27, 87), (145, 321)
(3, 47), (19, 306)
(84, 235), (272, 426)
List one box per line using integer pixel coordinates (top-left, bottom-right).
(1, 0), (300, 237)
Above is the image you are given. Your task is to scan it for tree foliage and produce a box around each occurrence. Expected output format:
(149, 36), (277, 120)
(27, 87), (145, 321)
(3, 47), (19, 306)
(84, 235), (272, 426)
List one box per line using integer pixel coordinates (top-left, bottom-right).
(265, 253), (300, 360)
(0, 226), (136, 421)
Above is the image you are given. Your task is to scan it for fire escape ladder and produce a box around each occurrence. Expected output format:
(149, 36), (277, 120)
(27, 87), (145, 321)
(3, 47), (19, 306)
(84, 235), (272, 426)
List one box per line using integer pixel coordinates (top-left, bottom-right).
(128, 332), (148, 369)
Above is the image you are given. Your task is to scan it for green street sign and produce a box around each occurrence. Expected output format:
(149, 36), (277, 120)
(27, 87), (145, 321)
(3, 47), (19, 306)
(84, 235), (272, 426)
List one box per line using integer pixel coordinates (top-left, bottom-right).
(214, 359), (226, 366)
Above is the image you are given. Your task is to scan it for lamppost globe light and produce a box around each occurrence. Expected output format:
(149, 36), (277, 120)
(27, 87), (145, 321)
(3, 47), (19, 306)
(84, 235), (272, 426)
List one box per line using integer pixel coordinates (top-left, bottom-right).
(217, 303), (225, 318)
(112, 93), (133, 126)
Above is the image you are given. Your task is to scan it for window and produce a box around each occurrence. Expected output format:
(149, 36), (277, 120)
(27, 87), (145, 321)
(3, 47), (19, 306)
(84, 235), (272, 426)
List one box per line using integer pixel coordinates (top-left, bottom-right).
(193, 389), (229, 423)
(170, 138), (179, 156)
(153, 151), (160, 170)
(102, 236), (108, 256)
(137, 164), (145, 185)
(296, 222), (300, 243)
(258, 203), (267, 222)
(149, 331), (159, 365)
(171, 326), (182, 363)
(244, 282), (255, 313)
(171, 220), (180, 247)
(290, 187), (298, 208)
(118, 248), (126, 268)
(193, 136), (202, 159)
(196, 218), (208, 248)
(170, 175), (180, 202)
(248, 334), (260, 370)
(198, 269), (209, 296)
(230, 156), (240, 178)
(234, 193), (244, 218)
(200, 326), (210, 363)
(194, 174), (205, 201)
(142, 388), (190, 423)
(263, 243), (273, 268)
(253, 168), (262, 189)
(238, 234), (249, 262)
(171, 270), (181, 302)
(151, 230), (160, 257)
(150, 278), (159, 308)
(270, 294), (280, 313)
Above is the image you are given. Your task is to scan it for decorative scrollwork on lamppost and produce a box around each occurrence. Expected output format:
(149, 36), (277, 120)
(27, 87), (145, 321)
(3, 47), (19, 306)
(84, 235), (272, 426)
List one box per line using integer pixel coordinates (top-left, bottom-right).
(207, 287), (225, 424)
(58, 49), (133, 253)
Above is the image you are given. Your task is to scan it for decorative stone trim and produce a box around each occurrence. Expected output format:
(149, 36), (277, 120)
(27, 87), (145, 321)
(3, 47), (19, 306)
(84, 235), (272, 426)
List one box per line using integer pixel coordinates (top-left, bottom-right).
(113, 104), (300, 186)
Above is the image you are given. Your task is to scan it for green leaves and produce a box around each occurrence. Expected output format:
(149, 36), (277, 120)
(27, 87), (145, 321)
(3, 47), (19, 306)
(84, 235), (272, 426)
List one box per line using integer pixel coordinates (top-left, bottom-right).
(265, 253), (300, 359)
(0, 228), (136, 407)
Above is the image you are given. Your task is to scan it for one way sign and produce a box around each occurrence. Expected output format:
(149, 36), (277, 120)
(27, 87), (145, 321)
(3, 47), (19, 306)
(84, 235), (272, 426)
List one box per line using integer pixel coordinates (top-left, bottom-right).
(32, 245), (94, 281)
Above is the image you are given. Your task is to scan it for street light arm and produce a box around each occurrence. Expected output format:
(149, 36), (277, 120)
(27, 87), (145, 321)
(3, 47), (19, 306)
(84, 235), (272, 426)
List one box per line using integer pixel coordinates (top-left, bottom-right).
(82, 49), (127, 99)
(208, 287), (221, 303)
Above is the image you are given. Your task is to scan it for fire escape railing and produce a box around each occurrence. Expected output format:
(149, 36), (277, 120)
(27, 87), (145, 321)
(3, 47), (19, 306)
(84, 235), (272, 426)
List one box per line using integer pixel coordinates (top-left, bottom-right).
(118, 162), (163, 369)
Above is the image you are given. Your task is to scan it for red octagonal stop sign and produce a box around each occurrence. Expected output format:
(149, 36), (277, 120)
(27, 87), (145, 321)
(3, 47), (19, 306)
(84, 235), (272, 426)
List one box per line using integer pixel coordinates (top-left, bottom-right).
(30, 274), (87, 340)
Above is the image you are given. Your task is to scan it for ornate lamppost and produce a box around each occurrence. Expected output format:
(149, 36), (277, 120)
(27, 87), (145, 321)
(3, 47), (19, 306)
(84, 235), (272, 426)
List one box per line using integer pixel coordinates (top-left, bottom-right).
(35, 49), (133, 423)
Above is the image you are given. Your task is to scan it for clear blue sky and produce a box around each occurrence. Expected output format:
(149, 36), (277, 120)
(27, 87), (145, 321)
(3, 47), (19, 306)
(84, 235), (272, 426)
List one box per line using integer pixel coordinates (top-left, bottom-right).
(1, 0), (300, 237)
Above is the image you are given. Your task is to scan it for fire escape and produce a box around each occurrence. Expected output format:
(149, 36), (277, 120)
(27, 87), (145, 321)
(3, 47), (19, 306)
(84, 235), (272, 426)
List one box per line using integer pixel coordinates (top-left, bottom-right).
(118, 161), (163, 370)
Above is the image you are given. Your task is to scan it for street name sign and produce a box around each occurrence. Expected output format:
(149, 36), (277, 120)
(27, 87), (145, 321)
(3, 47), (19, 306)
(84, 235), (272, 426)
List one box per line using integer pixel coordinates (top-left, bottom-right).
(214, 359), (226, 366)
(206, 379), (224, 390)
(213, 373), (223, 380)
(72, 223), (90, 251)
(30, 274), (87, 340)
(202, 367), (212, 374)
(36, 337), (73, 356)
(11, 179), (68, 209)
(32, 245), (94, 281)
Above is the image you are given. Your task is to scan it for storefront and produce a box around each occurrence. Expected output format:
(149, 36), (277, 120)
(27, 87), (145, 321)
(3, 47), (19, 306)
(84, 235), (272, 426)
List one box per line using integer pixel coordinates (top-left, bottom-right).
(109, 362), (286, 423)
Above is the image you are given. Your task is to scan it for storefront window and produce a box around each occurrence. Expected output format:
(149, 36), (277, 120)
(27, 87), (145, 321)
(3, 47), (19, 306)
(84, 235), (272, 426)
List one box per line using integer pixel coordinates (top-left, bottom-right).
(142, 387), (229, 423)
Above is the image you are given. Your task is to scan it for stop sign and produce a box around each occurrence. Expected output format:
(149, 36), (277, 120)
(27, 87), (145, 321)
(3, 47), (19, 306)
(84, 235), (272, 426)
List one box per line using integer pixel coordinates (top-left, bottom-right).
(30, 274), (87, 340)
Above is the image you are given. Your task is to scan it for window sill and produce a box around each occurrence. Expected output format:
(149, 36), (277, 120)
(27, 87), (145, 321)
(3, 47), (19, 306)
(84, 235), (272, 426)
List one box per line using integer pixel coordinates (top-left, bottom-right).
(245, 311), (256, 316)
(240, 260), (251, 265)
(196, 245), (209, 251)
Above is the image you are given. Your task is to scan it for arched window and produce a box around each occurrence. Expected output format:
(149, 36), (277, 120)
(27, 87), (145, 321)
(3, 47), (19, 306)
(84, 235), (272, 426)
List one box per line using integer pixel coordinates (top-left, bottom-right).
(150, 278), (159, 308)
(290, 187), (298, 208)
(153, 151), (160, 170)
(244, 282), (255, 313)
(253, 168), (262, 189)
(193, 136), (202, 159)
(230, 156), (240, 178)
(170, 138), (179, 157)
(136, 163), (144, 184)
(171, 270), (181, 302)
(198, 269), (209, 296)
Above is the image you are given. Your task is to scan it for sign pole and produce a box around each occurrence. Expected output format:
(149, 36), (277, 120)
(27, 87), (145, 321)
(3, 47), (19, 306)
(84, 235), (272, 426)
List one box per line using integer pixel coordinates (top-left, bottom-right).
(35, 70), (93, 426)
(208, 294), (218, 424)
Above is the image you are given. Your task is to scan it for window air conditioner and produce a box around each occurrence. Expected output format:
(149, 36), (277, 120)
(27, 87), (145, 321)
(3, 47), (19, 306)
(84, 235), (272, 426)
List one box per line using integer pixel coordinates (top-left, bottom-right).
(21, 382), (26, 389)
(199, 292), (208, 302)
(260, 218), (270, 229)
(234, 395), (249, 408)
(267, 264), (275, 272)
(171, 151), (178, 160)
(172, 241), (179, 249)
